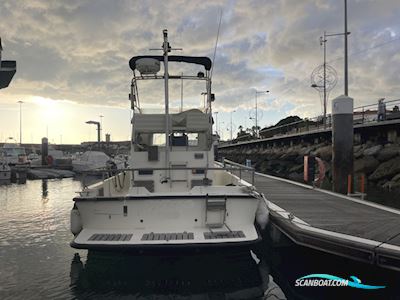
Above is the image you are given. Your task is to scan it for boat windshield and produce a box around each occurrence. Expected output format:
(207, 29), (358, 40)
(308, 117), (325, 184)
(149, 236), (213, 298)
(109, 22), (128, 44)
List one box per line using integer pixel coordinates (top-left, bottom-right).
(2, 147), (26, 156)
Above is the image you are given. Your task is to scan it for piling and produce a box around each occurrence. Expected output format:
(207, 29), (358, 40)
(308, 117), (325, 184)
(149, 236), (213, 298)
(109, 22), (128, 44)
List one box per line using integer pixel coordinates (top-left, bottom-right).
(41, 137), (48, 165)
(332, 95), (354, 194)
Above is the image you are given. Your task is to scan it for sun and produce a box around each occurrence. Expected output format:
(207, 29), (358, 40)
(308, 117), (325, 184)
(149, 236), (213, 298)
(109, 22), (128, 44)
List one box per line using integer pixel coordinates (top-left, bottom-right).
(30, 96), (64, 121)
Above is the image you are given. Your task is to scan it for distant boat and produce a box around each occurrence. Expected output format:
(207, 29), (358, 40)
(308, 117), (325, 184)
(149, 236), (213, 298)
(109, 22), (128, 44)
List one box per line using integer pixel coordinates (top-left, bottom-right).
(1, 139), (28, 166)
(0, 159), (11, 181)
(29, 148), (72, 169)
(72, 151), (125, 173)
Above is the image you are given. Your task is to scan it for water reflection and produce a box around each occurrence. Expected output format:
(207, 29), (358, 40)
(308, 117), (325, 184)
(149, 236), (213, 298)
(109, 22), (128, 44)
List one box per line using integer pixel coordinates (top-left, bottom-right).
(73, 174), (103, 189)
(70, 250), (286, 299)
(41, 179), (48, 201)
(0, 179), (11, 185)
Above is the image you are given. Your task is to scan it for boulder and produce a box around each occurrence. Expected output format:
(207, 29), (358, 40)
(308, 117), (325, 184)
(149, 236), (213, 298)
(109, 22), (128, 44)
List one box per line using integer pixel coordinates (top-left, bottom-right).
(363, 145), (382, 156)
(354, 156), (380, 175)
(353, 145), (363, 153)
(259, 161), (270, 173)
(391, 173), (400, 182)
(382, 180), (400, 190)
(369, 157), (400, 181)
(354, 144), (366, 159)
(376, 146), (400, 162)
(315, 145), (332, 161)
(280, 150), (298, 161)
(289, 164), (304, 173)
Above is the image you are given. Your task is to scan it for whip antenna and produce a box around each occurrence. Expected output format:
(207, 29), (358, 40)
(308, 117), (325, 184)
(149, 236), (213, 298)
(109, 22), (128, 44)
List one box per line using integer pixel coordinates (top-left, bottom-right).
(210, 10), (223, 80)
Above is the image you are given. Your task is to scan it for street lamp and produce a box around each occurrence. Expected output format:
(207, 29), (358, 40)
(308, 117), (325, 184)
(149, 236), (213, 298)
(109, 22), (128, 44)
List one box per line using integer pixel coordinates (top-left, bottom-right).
(230, 110), (236, 141)
(86, 120), (101, 144)
(213, 111), (219, 136)
(313, 24), (349, 128)
(17, 100), (23, 145)
(201, 92), (207, 109)
(99, 115), (104, 142)
(254, 90), (269, 138)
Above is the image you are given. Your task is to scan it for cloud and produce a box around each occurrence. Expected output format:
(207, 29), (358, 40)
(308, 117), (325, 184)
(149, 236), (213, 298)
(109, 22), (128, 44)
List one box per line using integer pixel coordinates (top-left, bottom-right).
(1, 0), (400, 142)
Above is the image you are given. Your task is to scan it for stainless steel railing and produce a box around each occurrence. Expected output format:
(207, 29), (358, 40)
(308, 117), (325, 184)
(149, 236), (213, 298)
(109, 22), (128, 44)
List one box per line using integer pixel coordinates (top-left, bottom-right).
(78, 163), (256, 188)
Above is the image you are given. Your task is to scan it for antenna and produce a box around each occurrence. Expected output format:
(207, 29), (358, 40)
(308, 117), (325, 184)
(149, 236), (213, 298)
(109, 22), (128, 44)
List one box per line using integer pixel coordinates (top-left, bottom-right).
(210, 10), (223, 80)
(149, 29), (182, 183)
(0, 37), (3, 63)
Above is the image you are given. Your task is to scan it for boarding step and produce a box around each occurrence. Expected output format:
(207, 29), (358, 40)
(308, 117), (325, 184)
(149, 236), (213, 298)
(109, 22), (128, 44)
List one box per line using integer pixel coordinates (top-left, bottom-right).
(88, 233), (133, 242)
(204, 231), (245, 239)
(141, 232), (194, 241)
(205, 195), (227, 228)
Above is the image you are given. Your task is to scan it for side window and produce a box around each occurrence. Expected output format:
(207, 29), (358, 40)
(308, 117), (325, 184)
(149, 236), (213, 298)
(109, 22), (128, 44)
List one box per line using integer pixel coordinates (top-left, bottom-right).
(187, 133), (199, 146)
(152, 134), (166, 146)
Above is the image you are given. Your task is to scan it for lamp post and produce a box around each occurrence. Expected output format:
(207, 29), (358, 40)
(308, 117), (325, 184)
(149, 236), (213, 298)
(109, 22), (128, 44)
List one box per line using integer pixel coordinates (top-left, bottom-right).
(17, 100), (23, 145)
(86, 120), (101, 144)
(344, 0), (349, 96)
(230, 110), (236, 141)
(254, 90), (269, 138)
(311, 83), (326, 128)
(213, 111), (219, 136)
(220, 121), (225, 140)
(201, 92), (207, 109)
(312, 25), (347, 128)
(99, 115), (104, 142)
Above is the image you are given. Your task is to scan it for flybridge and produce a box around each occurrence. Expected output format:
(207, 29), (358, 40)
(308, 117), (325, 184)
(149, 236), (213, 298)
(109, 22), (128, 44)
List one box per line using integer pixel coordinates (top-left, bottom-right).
(129, 55), (212, 71)
(0, 37), (17, 89)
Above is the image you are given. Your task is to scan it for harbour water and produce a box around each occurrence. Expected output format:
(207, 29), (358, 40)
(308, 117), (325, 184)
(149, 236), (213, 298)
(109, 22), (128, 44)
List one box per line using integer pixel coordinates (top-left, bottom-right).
(1, 178), (399, 299)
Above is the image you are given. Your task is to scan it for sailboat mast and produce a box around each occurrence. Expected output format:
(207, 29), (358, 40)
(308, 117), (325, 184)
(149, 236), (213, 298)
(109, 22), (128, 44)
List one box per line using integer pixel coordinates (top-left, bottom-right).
(163, 29), (170, 181)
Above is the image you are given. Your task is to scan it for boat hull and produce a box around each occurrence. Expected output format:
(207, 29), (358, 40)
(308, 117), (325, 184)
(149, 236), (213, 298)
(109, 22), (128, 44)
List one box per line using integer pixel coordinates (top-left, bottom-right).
(71, 193), (263, 251)
(70, 235), (262, 252)
(0, 170), (11, 180)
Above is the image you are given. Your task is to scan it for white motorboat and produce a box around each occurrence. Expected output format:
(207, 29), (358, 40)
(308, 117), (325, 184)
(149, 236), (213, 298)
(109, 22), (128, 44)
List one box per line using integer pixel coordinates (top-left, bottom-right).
(70, 30), (268, 250)
(72, 151), (124, 173)
(1, 139), (28, 166)
(0, 159), (11, 180)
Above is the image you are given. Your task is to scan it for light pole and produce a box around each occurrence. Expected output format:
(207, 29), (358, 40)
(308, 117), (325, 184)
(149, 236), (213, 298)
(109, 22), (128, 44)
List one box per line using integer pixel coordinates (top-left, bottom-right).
(99, 115), (104, 142)
(344, 0), (349, 96)
(86, 120), (101, 144)
(213, 111), (219, 136)
(254, 90), (269, 138)
(230, 110), (236, 141)
(220, 121), (225, 140)
(17, 100), (23, 145)
(201, 92), (207, 109)
(313, 25), (348, 128)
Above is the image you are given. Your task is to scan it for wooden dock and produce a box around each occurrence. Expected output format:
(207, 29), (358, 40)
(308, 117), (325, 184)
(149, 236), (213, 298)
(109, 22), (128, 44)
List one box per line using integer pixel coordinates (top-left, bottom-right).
(225, 160), (400, 271)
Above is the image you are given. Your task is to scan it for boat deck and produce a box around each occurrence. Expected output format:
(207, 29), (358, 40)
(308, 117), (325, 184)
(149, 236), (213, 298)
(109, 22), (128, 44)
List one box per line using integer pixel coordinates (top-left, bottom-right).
(237, 168), (400, 271)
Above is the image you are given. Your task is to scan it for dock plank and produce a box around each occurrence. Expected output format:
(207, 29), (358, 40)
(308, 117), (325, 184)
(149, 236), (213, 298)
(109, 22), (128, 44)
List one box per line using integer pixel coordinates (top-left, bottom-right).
(249, 173), (400, 244)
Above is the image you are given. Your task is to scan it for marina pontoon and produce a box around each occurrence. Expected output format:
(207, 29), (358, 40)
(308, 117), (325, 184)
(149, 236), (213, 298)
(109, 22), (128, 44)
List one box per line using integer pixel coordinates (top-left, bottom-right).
(70, 30), (268, 250)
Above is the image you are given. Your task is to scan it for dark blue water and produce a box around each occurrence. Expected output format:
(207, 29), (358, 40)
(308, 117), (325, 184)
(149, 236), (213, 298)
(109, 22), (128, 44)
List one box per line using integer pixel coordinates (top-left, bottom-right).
(0, 178), (398, 299)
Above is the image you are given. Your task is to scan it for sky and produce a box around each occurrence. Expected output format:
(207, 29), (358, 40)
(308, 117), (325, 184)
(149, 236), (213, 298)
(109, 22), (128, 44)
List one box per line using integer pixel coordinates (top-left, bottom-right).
(0, 0), (399, 143)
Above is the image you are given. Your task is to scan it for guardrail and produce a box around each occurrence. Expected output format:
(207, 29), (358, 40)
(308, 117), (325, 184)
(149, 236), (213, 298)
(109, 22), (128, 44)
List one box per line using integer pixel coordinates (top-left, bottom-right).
(245, 98), (400, 141)
(222, 159), (255, 185)
(78, 164), (256, 188)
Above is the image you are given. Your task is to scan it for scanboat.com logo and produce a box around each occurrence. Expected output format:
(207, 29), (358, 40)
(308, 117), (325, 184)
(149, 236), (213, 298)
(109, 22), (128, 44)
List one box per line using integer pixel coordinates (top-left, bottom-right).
(295, 274), (385, 290)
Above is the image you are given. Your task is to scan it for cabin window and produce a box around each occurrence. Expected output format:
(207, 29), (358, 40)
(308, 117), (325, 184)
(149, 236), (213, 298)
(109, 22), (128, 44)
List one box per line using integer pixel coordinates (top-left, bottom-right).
(152, 134), (166, 146)
(187, 133), (199, 146)
(171, 132), (188, 146)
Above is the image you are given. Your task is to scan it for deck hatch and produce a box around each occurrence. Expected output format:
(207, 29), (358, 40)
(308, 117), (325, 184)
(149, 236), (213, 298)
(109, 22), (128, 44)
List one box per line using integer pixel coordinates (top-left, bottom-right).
(88, 233), (133, 242)
(141, 232), (194, 241)
(203, 231), (245, 239)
